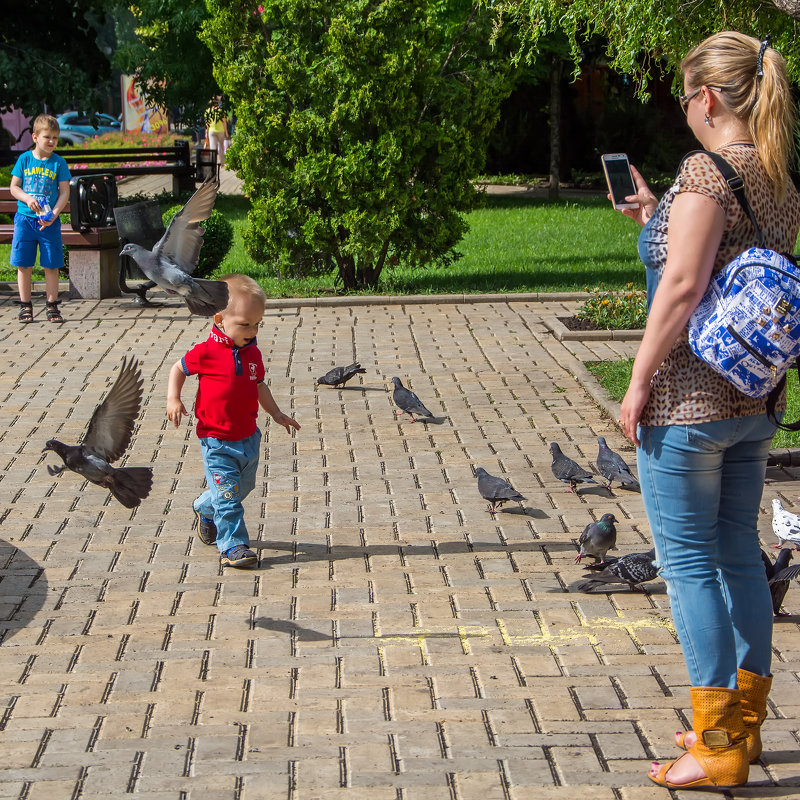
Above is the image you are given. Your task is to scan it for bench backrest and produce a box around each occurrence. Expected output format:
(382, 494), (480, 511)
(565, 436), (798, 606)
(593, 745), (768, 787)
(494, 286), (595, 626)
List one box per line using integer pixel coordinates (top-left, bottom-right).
(0, 140), (193, 178)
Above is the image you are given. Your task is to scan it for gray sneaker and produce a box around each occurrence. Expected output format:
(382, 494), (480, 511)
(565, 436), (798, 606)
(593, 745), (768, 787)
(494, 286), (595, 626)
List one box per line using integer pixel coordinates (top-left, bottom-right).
(221, 545), (257, 568)
(194, 508), (217, 545)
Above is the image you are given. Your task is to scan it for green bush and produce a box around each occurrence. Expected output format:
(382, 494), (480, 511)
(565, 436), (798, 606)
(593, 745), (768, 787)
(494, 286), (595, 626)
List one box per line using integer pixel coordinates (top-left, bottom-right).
(577, 282), (647, 329)
(0, 165), (13, 186)
(162, 205), (233, 279)
(203, 0), (513, 290)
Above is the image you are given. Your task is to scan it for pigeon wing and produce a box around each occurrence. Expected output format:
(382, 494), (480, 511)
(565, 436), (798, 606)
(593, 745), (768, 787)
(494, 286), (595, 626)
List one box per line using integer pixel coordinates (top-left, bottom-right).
(153, 178), (219, 273)
(82, 357), (144, 463)
(770, 564), (800, 583)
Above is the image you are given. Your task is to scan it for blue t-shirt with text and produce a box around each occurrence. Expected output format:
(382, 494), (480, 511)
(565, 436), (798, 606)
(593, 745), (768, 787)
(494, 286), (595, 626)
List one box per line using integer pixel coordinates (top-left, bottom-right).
(11, 150), (71, 217)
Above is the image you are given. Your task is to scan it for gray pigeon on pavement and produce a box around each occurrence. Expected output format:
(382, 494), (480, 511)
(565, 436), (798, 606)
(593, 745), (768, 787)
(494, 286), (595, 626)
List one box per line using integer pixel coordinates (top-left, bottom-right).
(119, 178), (229, 316)
(596, 436), (640, 491)
(391, 377), (434, 422)
(762, 548), (800, 616)
(317, 363), (367, 388)
(771, 498), (800, 550)
(575, 513), (618, 564)
(549, 442), (596, 493)
(577, 548), (658, 592)
(43, 357), (153, 508)
(476, 467), (527, 513)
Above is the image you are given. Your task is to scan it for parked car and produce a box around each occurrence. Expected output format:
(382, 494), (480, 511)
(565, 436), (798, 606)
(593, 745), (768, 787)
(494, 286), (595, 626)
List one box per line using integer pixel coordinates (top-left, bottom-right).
(56, 112), (121, 146)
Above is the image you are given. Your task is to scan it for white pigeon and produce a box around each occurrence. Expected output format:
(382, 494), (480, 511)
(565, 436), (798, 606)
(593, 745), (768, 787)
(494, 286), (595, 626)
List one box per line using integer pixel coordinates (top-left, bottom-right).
(771, 499), (800, 550)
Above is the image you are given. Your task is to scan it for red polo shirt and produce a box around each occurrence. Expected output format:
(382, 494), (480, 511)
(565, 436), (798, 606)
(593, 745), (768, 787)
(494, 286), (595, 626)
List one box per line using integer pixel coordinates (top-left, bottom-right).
(181, 325), (265, 440)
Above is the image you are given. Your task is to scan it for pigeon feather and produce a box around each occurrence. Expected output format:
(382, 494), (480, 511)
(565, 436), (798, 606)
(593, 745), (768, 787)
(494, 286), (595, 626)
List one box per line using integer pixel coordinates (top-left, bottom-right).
(771, 499), (800, 549)
(596, 436), (640, 491)
(391, 377), (434, 421)
(43, 357), (153, 508)
(549, 442), (596, 493)
(575, 513), (618, 564)
(317, 363), (367, 388)
(119, 178), (229, 317)
(476, 467), (526, 513)
(577, 548), (658, 592)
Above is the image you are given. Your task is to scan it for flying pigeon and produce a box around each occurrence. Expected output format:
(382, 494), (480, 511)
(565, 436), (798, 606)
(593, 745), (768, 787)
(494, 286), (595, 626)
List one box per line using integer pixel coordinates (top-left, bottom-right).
(549, 442), (596, 493)
(762, 548), (800, 616)
(577, 548), (658, 592)
(43, 357), (154, 508)
(575, 513), (618, 564)
(476, 467), (527, 514)
(391, 377), (434, 422)
(771, 498), (800, 550)
(119, 178), (229, 317)
(317, 363), (367, 388)
(596, 436), (640, 491)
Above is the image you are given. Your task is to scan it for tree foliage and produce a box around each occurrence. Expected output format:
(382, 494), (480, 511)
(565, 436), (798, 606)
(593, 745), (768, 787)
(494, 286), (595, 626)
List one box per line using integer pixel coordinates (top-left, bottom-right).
(202, 0), (513, 290)
(488, 0), (800, 95)
(0, 1), (115, 117)
(114, 0), (220, 126)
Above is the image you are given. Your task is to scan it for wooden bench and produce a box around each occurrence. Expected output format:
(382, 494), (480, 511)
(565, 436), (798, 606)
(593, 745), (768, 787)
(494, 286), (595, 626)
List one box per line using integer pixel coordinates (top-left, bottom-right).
(0, 183), (121, 299)
(0, 140), (200, 197)
(55, 140), (200, 196)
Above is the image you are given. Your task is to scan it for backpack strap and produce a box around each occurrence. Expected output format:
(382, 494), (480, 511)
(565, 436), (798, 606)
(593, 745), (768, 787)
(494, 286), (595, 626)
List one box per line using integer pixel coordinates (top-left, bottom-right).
(678, 149), (765, 247)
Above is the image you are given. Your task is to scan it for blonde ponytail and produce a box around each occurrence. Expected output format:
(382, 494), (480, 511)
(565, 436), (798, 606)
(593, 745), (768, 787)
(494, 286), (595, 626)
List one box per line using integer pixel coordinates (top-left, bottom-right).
(682, 32), (795, 202)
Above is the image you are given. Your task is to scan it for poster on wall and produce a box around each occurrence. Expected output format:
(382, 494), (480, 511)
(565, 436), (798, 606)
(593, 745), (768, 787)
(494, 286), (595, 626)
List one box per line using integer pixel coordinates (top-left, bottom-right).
(121, 75), (168, 134)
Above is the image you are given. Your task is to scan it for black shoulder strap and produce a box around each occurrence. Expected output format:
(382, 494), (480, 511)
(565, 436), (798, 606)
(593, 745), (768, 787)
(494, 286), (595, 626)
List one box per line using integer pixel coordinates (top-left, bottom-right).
(679, 150), (765, 247)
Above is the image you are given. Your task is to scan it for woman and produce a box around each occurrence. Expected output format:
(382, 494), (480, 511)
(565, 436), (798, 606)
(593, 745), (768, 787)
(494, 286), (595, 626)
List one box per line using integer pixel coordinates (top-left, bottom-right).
(618, 32), (800, 789)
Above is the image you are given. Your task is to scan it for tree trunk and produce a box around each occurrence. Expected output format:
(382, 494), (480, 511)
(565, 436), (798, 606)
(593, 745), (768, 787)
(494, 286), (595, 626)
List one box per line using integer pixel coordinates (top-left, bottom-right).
(771, 0), (800, 18)
(548, 54), (563, 201)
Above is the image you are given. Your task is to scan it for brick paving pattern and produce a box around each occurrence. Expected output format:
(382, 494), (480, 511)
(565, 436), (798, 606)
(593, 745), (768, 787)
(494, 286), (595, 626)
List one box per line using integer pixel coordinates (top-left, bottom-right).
(1, 293), (799, 799)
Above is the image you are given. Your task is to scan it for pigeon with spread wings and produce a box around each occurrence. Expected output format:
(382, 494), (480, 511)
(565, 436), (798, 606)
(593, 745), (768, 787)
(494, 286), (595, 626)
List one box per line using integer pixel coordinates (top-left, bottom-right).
(43, 357), (153, 508)
(119, 178), (229, 316)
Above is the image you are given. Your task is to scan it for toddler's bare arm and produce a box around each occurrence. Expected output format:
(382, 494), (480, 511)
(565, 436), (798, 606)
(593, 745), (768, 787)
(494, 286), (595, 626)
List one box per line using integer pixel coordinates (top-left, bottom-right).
(166, 361), (189, 427)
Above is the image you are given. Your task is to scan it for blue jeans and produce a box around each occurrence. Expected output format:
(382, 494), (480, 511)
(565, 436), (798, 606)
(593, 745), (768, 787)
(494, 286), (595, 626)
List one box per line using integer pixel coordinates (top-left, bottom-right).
(637, 415), (776, 688)
(194, 430), (261, 555)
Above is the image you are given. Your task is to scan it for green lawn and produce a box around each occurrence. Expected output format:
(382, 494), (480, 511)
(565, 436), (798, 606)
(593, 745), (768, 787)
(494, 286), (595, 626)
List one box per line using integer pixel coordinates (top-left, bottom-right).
(586, 359), (800, 448)
(0, 192), (643, 295)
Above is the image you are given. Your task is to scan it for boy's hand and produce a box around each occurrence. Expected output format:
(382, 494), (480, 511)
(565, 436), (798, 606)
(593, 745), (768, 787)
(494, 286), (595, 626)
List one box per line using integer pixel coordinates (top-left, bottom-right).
(272, 411), (301, 434)
(38, 216), (57, 230)
(166, 398), (189, 428)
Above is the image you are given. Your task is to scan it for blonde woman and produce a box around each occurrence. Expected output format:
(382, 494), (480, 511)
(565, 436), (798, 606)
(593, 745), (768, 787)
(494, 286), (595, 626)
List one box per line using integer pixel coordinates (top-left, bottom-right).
(618, 32), (800, 789)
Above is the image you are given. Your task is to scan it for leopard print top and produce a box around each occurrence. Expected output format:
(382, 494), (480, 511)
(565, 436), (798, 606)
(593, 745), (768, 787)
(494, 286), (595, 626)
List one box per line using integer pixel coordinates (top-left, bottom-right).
(638, 144), (800, 426)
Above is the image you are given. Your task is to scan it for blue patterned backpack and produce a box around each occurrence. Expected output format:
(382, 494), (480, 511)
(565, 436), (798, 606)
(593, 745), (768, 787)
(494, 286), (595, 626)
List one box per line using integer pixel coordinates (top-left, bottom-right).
(686, 151), (800, 430)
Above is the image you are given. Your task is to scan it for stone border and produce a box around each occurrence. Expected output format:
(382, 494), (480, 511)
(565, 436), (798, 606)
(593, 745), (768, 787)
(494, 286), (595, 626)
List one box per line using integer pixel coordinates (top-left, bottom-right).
(544, 315), (644, 342)
(262, 291), (589, 309)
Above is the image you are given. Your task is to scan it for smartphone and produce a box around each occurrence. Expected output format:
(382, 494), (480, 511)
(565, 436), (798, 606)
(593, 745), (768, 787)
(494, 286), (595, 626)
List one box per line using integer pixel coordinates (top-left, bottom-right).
(601, 153), (639, 210)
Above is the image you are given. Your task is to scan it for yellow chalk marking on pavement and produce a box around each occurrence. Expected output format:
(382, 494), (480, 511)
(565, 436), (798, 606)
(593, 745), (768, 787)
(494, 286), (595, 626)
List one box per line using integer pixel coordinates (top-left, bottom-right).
(495, 614), (676, 647)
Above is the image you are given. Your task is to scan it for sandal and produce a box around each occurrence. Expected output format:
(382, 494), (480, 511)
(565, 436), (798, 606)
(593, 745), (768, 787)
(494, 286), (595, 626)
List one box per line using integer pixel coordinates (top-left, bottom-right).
(18, 301), (33, 323)
(45, 301), (64, 323)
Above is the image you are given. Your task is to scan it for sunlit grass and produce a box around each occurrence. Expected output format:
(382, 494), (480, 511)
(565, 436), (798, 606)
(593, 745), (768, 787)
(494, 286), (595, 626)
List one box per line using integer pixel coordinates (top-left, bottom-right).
(0, 192), (643, 293)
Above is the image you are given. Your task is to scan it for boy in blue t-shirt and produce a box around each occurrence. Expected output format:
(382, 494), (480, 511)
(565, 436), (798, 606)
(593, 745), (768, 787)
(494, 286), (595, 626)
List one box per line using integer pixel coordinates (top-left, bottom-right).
(10, 114), (71, 323)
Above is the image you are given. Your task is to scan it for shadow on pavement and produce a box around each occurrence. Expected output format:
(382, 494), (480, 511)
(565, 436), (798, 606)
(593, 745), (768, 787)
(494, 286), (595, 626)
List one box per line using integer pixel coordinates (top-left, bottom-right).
(0, 539), (48, 645)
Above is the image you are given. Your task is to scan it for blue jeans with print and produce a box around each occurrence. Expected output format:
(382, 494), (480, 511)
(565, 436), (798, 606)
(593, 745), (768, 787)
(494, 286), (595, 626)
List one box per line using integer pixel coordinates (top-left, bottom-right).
(637, 415), (776, 688)
(194, 430), (261, 555)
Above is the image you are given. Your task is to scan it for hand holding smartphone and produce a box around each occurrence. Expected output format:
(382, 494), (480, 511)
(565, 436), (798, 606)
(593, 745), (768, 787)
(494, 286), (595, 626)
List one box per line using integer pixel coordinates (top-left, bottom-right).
(601, 153), (639, 210)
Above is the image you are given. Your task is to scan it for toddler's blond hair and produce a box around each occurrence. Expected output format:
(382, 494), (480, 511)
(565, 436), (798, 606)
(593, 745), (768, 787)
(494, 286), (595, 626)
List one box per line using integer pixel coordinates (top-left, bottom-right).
(221, 273), (266, 309)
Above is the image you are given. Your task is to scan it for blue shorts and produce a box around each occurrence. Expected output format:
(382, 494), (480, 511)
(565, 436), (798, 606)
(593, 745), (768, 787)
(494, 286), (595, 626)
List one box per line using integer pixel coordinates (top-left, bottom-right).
(10, 213), (64, 270)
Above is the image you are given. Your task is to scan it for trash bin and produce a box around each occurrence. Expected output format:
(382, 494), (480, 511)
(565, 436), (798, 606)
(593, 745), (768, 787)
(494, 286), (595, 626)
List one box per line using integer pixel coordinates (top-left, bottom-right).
(195, 147), (218, 183)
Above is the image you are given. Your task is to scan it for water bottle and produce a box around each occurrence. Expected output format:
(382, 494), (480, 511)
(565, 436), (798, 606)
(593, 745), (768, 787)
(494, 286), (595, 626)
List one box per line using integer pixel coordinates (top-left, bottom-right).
(36, 198), (54, 223)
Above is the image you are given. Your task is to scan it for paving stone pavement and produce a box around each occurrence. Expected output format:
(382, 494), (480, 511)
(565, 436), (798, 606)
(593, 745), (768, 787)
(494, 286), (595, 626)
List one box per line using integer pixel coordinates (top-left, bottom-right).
(1, 292), (800, 799)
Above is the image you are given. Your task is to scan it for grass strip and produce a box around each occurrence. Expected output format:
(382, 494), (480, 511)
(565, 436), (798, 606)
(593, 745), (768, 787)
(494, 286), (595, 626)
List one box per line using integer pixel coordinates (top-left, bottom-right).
(585, 359), (800, 448)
